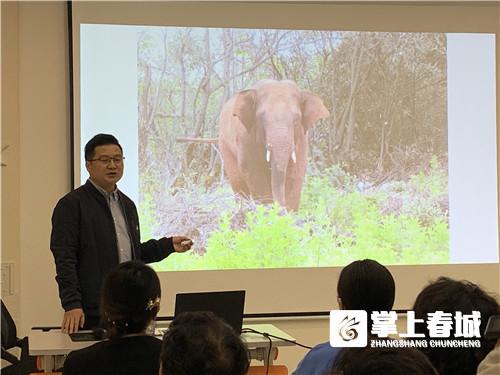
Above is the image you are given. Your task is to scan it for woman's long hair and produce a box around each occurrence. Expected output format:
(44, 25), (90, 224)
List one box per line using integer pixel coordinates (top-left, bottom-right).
(99, 260), (161, 340)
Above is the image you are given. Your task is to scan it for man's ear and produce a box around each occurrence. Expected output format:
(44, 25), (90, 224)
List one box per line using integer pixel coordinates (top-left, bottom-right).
(85, 160), (91, 173)
(337, 296), (344, 310)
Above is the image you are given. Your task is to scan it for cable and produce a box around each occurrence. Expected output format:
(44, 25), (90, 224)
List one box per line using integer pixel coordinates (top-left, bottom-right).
(241, 327), (313, 349)
(264, 332), (272, 375)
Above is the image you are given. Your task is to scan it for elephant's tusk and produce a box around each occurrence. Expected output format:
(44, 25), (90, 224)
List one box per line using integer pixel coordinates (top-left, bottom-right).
(291, 151), (297, 163)
(266, 149), (271, 163)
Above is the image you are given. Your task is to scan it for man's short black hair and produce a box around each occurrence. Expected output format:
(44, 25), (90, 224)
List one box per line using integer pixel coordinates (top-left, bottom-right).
(412, 277), (500, 375)
(337, 259), (395, 313)
(84, 134), (122, 161)
(160, 311), (249, 375)
(331, 347), (438, 375)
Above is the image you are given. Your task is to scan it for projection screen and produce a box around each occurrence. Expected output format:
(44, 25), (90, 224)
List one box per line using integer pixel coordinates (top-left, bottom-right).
(71, 1), (500, 316)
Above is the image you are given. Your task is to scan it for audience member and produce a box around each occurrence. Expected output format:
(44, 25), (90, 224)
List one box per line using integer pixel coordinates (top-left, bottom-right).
(63, 261), (162, 375)
(412, 277), (500, 375)
(292, 259), (396, 375)
(477, 340), (500, 375)
(330, 347), (438, 375)
(160, 311), (249, 375)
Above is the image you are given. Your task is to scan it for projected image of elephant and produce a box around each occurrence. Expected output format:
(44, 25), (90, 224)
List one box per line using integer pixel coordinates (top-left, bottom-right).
(218, 80), (330, 211)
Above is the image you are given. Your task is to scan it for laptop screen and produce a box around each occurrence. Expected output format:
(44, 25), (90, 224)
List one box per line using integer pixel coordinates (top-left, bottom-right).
(174, 290), (246, 333)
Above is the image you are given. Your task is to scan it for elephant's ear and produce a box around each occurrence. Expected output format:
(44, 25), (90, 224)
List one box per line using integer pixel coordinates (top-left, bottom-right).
(233, 89), (257, 132)
(301, 91), (330, 131)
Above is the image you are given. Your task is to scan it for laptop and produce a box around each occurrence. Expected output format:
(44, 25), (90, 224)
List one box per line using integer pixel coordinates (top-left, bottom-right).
(174, 290), (246, 333)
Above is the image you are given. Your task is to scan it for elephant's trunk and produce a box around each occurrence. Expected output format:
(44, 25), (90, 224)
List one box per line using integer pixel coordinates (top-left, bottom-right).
(271, 167), (287, 208)
(267, 142), (293, 208)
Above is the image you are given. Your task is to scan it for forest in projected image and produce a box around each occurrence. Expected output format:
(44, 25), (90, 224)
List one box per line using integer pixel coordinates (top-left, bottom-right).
(136, 27), (448, 271)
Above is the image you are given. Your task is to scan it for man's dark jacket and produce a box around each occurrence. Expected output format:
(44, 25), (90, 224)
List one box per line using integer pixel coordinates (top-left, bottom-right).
(50, 180), (174, 318)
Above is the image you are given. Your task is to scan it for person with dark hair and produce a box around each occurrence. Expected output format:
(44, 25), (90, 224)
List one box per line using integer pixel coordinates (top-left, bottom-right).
(292, 259), (396, 375)
(330, 347), (438, 375)
(160, 311), (250, 375)
(62, 261), (162, 375)
(477, 340), (500, 375)
(336, 259), (395, 314)
(412, 277), (500, 375)
(50, 134), (193, 333)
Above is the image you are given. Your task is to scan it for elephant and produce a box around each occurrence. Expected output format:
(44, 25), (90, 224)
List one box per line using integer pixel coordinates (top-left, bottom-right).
(218, 79), (330, 211)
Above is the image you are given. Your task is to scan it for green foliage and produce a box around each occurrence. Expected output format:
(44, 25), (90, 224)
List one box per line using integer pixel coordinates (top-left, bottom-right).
(156, 204), (309, 271)
(207, 205), (308, 268)
(154, 161), (448, 272)
(409, 155), (447, 198)
(378, 155), (448, 225)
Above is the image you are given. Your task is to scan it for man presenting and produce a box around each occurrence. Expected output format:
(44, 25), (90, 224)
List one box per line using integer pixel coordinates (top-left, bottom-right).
(50, 134), (192, 333)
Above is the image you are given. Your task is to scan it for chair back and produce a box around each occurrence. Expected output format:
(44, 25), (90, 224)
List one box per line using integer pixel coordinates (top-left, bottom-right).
(1, 299), (18, 350)
(1, 300), (40, 374)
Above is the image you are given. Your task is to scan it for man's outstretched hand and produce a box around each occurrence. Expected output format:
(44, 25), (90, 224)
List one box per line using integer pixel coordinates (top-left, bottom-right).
(172, 236), (193, 253)
(62, 308), (85, 334)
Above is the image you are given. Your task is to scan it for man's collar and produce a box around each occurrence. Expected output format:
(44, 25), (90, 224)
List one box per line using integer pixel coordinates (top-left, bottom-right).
(88, 178), (119, 200)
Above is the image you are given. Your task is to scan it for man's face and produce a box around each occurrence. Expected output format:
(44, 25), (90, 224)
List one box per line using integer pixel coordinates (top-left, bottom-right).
(85, 144), (124, 192)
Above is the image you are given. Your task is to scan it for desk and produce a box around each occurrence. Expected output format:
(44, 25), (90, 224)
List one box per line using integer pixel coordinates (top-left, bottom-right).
(29, 324), (295, 372)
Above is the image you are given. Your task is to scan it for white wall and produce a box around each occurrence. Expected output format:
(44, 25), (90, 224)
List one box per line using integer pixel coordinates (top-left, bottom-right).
(18, 0), (71, 331)
(1, 1), (499, 371)
(2, 0), (69, 330)
(1, 0), (21, 323)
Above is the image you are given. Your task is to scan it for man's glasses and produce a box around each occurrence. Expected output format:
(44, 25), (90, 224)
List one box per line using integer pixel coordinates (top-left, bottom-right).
(89, 156), (125, 165)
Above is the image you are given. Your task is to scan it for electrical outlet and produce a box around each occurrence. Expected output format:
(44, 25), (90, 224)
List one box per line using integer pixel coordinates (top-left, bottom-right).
(1, 262), (15, 295)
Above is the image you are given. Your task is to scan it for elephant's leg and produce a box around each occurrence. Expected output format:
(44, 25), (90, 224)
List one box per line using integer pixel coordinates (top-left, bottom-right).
(285, 146), (307, 211)
(246, 166), (273, 205)
(220, 143), (250, 198)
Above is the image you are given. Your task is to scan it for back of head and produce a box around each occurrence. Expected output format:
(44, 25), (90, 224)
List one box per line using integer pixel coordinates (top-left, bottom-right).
(84, 133), (122, 161)
(100, 261), (161, 340)
(160, 311), (249, 375)
(412, 277), (500, 375)
(337, 259), (395, 313)
(331, 347), (438, 375)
